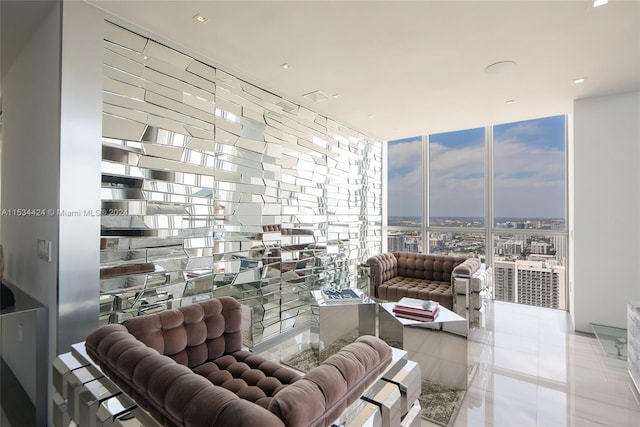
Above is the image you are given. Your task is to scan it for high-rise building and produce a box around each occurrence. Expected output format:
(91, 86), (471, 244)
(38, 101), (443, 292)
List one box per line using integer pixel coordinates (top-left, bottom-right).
(494, 261), (516, 302)
(530, 241), (551, 255)
(403, 236), (420, 252)
(493, 259), (566, 309)
(516, 261), (565, 309)
(495, 240), (523, 256)
(387, 234), (404, 252)
(552, 235), (566, 264)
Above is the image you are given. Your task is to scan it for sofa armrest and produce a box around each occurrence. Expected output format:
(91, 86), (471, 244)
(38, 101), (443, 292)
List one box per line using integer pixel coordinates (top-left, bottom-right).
(269, 335), (392, 427)
(367, 253), (398, 297)
(452, 258), (482, 277)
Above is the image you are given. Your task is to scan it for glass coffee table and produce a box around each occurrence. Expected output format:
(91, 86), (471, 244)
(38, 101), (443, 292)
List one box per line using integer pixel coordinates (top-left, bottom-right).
(378, 302), (468, 390)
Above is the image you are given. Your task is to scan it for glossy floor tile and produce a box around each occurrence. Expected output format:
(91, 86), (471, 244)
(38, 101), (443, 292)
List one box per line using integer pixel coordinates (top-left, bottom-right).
(438, 301), (640, 427)
(256, 300), (640, 427)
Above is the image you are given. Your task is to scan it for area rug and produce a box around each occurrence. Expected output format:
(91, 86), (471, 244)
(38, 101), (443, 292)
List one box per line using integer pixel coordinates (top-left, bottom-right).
(281, 333), (477, 427)
(281, 329), (361, 373)
(419, 363), (477, 426)
(419, 380), (463, 426)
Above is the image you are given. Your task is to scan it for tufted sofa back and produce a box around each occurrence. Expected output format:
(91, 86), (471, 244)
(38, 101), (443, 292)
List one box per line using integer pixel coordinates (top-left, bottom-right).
(392, 252), (467, 282)
(122, 296), (242, 368)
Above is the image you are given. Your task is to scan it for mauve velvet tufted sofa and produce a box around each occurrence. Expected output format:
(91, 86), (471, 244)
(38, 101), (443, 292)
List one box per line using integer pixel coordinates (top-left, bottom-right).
(367, 252), (481, 310)
(85, 296), (393, 427)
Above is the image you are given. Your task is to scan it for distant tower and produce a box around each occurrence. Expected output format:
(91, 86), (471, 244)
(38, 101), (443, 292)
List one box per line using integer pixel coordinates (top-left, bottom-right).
(516, 261), (565, 309)
(493, 261), (516, 302)
(404, 236), (419, 253)
(387, 234), (404, 252)
(552, 235), (566, 263)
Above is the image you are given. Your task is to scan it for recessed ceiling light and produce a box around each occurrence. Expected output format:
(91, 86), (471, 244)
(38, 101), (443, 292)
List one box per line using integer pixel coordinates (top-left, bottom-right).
(593, 0), (608, 7)
(368, 114), (375, 118)
(280, 63), (290, 69)
(332, 94), (341, 99)
(193, 13), (208, 23)
(505, 100), (515, 104)
(573, 77), (587, 84)
(484, 60), (517, 75)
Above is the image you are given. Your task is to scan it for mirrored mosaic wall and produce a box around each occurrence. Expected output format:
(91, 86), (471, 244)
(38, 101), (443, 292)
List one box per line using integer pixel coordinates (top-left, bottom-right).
(99, 22), (382, 344)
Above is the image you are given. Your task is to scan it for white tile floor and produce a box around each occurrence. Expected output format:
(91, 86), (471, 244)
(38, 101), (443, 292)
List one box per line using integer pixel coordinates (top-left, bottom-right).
(257, 300), (640, 427)
(431, 301), (640, 427)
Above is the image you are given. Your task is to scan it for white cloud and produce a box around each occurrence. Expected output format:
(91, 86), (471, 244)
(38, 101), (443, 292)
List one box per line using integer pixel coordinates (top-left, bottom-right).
(388, 140), (422, 172)
(388, 132), (565, 218)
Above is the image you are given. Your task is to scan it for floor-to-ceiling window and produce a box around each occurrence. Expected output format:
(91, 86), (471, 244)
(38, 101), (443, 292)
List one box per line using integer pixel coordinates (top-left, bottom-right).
(386, 136), (423, 252)
(491, 116), (567, 309)
(386, 115), (568, 310)
(427, 127), (486, 261)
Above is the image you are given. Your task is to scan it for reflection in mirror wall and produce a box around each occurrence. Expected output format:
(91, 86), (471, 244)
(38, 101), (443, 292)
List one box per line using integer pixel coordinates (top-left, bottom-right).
(99, 22), (382, 344)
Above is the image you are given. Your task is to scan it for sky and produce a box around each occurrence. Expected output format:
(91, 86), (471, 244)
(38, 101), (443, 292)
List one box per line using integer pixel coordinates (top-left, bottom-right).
(387, 115), (566, 219)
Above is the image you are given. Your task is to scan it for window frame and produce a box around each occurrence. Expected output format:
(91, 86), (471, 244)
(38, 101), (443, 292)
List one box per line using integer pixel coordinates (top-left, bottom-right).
(385, 115), (570, 310)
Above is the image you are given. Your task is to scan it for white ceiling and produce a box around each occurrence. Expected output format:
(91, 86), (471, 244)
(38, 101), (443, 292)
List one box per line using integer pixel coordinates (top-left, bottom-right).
(88, 0), (640, 141)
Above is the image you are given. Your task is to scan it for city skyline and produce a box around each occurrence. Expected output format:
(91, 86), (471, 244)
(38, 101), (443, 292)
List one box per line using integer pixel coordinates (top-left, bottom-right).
(387, 221), (568, 310)
(388, 215), (566, 228)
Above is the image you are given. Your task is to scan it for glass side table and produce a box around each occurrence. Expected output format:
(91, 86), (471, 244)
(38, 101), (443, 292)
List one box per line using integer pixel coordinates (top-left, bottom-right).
(310, 289), (377, 362)
(591, 323), (627, 360)
(379, 302), (468, 389)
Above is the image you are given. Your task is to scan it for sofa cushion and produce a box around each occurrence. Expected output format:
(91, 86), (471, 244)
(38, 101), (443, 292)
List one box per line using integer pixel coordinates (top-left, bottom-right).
(193, 349), (301, 408)
(122, 296), (242, 368)
(378, 276), (453, 308)
(394, 252), (466, 282)
(268, 335), (392, 427)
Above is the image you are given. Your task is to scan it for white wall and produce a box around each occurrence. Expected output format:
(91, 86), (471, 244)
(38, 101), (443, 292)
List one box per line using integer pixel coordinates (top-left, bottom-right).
(1, 2), (61, 411)
(1, 1), (102, 424)
(573, 91), (640, 332)
(58, 0), (102, 354)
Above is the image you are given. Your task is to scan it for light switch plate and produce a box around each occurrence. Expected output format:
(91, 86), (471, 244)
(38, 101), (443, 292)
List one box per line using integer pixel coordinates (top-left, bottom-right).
(38, 239), (51, 262)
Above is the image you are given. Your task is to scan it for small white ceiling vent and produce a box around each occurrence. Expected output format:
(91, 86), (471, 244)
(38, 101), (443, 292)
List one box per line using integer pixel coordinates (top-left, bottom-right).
(302, 90), (330, 103)
(277, 100), (298, 113)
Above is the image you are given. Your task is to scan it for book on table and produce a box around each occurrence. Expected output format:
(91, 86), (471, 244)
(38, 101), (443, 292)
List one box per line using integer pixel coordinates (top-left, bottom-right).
(394, 310), (439, 322)
(392, 297), (440, 321)
(393, 297), (439, 314)
(321, 288), (362, 303)
(393, 305), (440, 320)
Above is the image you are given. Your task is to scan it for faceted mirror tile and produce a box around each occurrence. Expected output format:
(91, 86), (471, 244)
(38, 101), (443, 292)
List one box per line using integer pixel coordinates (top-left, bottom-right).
(100, 24), (382, 344)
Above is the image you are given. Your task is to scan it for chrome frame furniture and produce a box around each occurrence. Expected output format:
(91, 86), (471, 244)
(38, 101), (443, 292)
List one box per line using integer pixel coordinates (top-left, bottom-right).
(53, 297), (423, 427)
(53, 344), (423, 427)
(367, 252), (482, 313)
(378, 302), (468, 390)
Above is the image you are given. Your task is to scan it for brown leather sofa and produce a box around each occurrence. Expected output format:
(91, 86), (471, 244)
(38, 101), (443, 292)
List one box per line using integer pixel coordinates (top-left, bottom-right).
(366, 252), (481, 310)
(85, 296), (392, 427)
